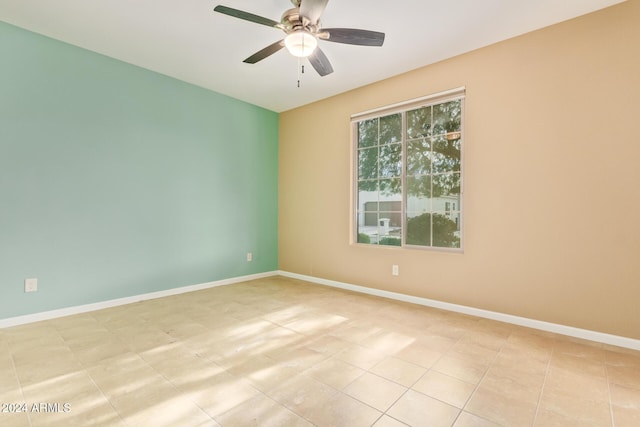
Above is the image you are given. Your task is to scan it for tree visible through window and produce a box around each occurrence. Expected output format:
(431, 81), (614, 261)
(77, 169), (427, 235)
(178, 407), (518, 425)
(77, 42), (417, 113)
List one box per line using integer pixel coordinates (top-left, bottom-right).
(353, 90), (464, 249)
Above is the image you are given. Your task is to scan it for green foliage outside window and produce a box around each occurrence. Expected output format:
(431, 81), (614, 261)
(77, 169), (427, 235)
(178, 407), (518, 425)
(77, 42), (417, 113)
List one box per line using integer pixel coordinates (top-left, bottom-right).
(406, 213), (460, 248)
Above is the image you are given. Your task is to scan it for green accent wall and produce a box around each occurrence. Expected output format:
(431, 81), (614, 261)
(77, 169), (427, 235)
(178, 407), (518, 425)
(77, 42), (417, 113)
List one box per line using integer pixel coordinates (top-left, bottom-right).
(0, 21), (278, 319)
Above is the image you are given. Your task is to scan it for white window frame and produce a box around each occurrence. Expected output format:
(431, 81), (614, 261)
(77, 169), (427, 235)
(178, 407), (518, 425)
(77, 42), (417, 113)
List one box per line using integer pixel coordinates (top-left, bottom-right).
(350, 87), (465, 252)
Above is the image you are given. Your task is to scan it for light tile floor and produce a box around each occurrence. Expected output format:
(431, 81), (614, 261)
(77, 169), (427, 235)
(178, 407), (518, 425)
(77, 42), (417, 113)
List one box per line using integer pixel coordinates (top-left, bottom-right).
(1, 276), (639, 426)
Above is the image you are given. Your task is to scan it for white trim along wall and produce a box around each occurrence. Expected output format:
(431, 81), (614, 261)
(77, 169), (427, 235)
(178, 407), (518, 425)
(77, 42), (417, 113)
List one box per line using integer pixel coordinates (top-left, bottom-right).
(277, 272), (640, 351)
(2, 271), (638, 351)
(0, 272), (276, 329)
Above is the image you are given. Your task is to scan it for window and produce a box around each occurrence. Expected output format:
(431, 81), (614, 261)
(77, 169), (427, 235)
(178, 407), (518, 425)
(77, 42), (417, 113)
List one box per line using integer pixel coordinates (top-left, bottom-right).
(352, 88), (464, 250)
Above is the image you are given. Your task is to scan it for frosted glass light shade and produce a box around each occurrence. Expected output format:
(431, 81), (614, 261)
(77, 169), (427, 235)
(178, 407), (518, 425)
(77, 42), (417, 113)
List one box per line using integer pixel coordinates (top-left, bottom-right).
(284, 30), (318, 57)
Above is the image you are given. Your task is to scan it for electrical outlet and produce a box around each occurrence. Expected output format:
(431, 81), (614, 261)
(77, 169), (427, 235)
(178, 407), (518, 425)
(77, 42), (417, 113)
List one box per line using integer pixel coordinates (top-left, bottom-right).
(392, 265), (399, 276)
(247, 252), (253, 262)
(25, 278), (38, 293)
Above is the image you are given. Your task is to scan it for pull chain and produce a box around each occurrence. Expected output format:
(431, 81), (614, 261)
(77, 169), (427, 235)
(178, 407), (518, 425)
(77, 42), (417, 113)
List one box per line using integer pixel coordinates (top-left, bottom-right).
(297, 58), (307, 88)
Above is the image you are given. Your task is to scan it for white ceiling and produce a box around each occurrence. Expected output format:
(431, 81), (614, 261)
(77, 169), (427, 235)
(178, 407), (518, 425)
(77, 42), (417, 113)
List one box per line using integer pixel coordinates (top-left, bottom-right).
(0, 0), (625, 112)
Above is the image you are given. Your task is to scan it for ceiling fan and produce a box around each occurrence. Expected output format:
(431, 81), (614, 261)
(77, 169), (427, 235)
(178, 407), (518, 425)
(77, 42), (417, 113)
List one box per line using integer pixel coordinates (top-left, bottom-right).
(213, 0), (385, 77)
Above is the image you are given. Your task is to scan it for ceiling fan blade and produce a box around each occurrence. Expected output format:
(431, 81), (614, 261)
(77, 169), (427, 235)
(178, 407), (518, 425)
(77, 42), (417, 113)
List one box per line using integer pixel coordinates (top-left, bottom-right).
(320, 28), (385, 46)
(243, 40), (286, 64)
(300, 0), (329, 25)
(214, 5), (280, 28)
(308, 47), (333, 77)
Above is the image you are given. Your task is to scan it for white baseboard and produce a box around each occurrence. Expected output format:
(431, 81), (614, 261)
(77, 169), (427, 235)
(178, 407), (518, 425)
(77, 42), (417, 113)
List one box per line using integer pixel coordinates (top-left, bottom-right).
(0, 271), (279, 329)
(4, 269), (638, 351)
(278, 270), (640, 351)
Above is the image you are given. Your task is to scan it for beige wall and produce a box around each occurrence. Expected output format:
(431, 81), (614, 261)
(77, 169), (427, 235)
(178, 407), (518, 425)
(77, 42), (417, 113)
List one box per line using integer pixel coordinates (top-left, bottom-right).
(279, 0), (640, 340)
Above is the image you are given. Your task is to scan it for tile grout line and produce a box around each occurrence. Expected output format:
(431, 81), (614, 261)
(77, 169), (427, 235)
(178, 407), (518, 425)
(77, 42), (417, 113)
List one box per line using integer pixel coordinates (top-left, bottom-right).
(371, 328), (463, 422)
(604, 357), (616, 427)
(407, 341), (462, 422)
(450, 331), (509, 426)
(83, 312), (151, 427)
(530, 345), (555, 427)
(293, 340), (434, 424)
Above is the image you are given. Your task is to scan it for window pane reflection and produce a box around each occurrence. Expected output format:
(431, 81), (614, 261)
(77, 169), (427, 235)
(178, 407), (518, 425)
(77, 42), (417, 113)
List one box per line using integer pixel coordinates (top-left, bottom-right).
(358, 118), (378, 148)
(432, 136), (461, 173)
(379, 143), (402, 178)
(379, 178), (402, 198)
(380, 113), (401, 144)
(433, 100), (461, 135)
(433, 211), (461, 248)
(407, 106), (431, 139)
(432, 173), (460, 200)
(358, 148), (378, 181)
(407, 139), (430, 176)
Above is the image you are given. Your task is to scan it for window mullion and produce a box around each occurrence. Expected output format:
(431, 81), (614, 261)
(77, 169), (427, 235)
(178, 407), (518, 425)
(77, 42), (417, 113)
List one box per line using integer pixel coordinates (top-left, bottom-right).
(377, 118), (381, 245)
(401, 111), (407, 247)
(430, 107), (434, 248)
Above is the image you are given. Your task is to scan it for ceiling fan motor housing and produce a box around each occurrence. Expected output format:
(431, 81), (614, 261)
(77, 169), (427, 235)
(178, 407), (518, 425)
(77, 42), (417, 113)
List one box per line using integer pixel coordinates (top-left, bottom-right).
(281, 8), (319, 34)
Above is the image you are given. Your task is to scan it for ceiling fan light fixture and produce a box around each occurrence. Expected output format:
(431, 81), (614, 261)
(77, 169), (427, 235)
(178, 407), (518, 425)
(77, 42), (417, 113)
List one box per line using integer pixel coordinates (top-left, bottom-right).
(284, 30), (318, 57)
